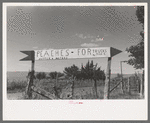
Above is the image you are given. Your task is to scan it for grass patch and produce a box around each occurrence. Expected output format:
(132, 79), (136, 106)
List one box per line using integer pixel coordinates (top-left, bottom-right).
(7, 80), (27, 93)
(7, 77), (143, 99)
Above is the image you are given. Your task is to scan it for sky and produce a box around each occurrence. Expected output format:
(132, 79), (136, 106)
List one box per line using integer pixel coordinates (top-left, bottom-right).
(6, 5), (144, 74)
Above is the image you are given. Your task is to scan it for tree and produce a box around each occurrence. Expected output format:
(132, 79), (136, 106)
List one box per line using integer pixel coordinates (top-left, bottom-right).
(126, 6), (144, 69)
(49, 71), (57, 79)
(63, 64), (79, 79)
(136, 6), (144, 29)
(63, 61), (105, 98)
(81, 60), (105, 98)
(49, 71), (64, 79)
(36, 72), (46, 81)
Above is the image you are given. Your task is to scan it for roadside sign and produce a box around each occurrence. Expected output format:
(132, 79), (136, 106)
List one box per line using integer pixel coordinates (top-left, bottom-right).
(20, 47), (122, 61)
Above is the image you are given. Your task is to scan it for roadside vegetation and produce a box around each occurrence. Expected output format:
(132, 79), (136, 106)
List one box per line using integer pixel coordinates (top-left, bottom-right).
(7, 80), (27, 93)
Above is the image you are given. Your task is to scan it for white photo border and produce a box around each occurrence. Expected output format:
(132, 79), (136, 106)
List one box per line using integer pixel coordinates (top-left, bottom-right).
(3, 2), (148, 120)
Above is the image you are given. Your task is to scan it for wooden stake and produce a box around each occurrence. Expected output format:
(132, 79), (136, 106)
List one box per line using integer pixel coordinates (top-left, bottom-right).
(128, 77), (130, 93)
(26, 60), (35, 99)
(31, 86), (58, 99)
(72, 76), (75, 99)
(120, 61), (124, 93)
(140, 73), (143, 97)
(104, 57), (111, 99)
(109, 81), (121, 94)
(142, 70), (144, 96)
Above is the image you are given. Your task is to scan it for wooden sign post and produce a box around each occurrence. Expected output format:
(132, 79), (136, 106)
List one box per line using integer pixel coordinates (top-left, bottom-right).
(25, 60), (35, 99)
(104, 57), (111, 99)
(20, 47), (122, 99)
(20, 51), (35, 99)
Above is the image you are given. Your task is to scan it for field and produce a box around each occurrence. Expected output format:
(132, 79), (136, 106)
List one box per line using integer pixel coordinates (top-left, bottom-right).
(7, 71), (143, 100)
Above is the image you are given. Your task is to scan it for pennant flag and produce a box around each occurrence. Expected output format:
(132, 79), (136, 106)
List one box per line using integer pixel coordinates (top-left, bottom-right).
(110, 47), (122, 57)
(20, 51), (34, 61)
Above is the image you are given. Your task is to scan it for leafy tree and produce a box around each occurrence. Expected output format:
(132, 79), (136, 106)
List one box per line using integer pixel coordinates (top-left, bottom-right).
(63, 61), (105, 98)
(126, 6), (144, 69)
(136, 6), (144, 29)
(81, 60), (105, 80)
(63, 64), (79, 79)
(36, 72), (46, 81)
(80, 60), (105, 98)
(49, 71), (64, 79)
(49, 71), (57, 79)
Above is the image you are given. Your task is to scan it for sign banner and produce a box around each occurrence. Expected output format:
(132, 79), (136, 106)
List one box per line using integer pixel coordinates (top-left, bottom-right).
(34, 47), (110, 60)
(20, 47), (122, 61)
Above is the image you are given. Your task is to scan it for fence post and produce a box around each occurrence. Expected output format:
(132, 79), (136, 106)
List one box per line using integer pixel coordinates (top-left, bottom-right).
(72, 76), (75, 99)
(127, 77), (130, 93)
(104, 57), (111, 99)
(26, 60), (35, 99)
(140, 72), (143, 97)
(142, 70), (144, 96)
(120, 61), (124, 94)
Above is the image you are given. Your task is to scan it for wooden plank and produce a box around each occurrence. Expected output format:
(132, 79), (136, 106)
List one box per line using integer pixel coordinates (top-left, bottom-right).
(31, 86), (58, 99)
(104, 57), (111, 99)
(109, 81), (121, 94)
(20, 47), (122, 61)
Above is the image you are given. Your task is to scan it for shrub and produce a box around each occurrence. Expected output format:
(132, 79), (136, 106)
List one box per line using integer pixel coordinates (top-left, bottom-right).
(49, 71), (64, 79)
(7, 80), (27, 92)
(36, 72), (46, 80)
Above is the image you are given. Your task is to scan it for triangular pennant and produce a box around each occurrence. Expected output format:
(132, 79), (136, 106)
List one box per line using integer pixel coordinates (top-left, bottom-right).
(20, 51), (35, 61)
(110, 47), (122, 57)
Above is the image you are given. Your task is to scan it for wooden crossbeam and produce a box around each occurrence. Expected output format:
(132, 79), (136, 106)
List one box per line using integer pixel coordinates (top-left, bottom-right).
(109, 81), (122, 94)
(31, 86), (59, 100)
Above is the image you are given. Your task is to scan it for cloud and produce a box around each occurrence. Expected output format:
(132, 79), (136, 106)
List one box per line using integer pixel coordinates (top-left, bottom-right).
(75, 34), (104, 42)
(91, 38), (104, 42)
(75, 33), (94, 39)
(81, 43), (99, 47)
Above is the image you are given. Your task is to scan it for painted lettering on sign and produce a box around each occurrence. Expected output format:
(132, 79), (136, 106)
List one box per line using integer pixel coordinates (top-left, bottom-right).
(34, 47), (110, 60)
